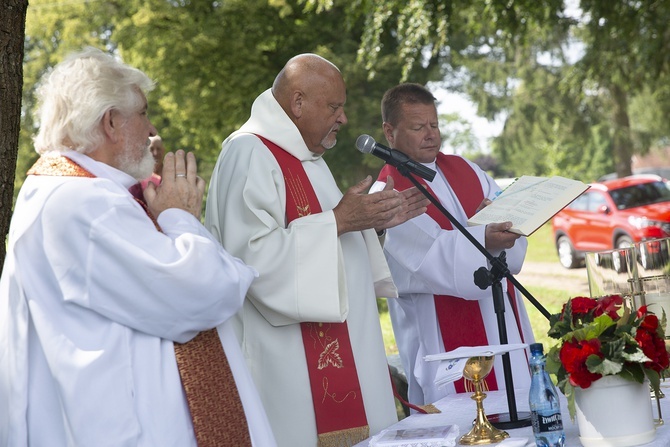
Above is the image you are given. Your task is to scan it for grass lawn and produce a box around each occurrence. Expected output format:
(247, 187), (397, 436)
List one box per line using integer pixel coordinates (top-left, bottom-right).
(524, 224), (565, 351)
(525, 223), (559, 264)
(379, 223), (566, 356)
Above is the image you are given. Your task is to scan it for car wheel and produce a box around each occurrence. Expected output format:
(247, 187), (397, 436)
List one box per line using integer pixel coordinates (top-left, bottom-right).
(640, 242), (666, 270)
(557, 235), (580, 269)
(613, 236), (633, 273)
(594, 253), (603, 267)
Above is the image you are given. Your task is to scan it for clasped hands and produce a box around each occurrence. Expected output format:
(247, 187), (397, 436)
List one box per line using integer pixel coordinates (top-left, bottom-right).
(333, 176), (430, 236)
(144, 150), (206, 219)
(139, 152), (519, 251)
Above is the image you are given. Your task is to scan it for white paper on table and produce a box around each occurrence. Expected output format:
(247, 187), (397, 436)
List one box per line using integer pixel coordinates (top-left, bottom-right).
(368, 424), (459, 447)
(424, 344), (528, 388)
(495, 437), (531, 447)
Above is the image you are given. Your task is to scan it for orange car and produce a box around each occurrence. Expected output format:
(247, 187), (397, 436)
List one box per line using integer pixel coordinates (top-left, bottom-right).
(552, 175), (670, 269)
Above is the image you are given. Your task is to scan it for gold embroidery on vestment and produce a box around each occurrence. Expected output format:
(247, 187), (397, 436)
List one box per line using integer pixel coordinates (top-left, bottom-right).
(317, 426), (369, 447)
(307, 322), (329, 348)
(27, 154), (95, 178)
(284, 168), (311, 217)
(317, 339), (343, 369)
(321, 377), (357, 404)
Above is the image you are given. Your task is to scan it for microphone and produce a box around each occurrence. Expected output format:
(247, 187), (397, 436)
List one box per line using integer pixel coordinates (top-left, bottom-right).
(355, 134), (436, 182)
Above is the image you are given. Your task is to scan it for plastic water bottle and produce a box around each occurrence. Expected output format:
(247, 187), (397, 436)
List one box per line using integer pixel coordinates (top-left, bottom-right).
(529, 342), (565, 447)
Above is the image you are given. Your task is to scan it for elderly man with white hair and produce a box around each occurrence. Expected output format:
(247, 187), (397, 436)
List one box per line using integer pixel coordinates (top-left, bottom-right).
(0, 47), (275, 447)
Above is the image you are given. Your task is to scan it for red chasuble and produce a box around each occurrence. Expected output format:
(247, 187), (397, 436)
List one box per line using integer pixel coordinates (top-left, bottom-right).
(379, 153), (525, 393)
(258, 135), (370, 447)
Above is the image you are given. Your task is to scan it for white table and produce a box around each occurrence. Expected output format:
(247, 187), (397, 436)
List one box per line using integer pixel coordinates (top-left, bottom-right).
(355, 384), (670, 446)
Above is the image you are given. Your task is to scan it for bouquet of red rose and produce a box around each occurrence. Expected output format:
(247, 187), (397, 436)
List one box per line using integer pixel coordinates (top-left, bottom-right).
(545, 294), (669, 419)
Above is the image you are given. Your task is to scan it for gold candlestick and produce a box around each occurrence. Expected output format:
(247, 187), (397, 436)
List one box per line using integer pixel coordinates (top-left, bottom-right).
(459, 356), (509, 445)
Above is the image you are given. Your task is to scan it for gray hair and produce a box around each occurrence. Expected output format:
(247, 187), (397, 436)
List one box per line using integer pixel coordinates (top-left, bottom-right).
(33, 47), (155, 154)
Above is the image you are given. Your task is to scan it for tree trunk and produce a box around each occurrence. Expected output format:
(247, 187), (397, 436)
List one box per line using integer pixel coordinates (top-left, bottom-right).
(0, 0), (28, 272)
(610, 83), (633, 178)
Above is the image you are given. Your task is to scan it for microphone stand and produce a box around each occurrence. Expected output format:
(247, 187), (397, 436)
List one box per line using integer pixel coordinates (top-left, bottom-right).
(394, 163), (551, 429)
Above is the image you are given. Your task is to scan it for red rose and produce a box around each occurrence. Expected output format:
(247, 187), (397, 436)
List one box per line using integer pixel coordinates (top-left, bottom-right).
(639, 313), (658, 331)
(563, 297), (597, 320)
(636, 315), (669, 373)
(594, 295), (623, 320)
(559, 338), (603, 388)
(653, 336), (670, 371)
(636, 305), (649, 320)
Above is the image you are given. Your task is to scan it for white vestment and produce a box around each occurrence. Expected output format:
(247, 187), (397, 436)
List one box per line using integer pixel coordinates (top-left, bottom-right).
(205, 89), (399, 447)
(0, 151), (276, 447)
(371, 158), (535, 406)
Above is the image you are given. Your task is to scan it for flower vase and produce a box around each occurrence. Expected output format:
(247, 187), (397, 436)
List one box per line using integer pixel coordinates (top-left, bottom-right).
(574, 375), (656, 447)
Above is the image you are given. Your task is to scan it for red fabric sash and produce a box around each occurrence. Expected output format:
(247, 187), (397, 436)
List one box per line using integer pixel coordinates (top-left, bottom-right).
(379, 153), (523, 393)
(258, 135), (369, 444)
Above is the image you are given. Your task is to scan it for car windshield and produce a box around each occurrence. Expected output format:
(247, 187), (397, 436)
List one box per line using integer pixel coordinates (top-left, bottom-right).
(608, 181), (670, 210)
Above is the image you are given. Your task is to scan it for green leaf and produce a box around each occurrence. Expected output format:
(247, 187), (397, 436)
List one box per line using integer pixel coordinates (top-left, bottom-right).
(618, 365), (645, 384)
(563, 382), (576, 421)
(588, 357), (622, 376)
(545, 351), (562, 375)
(621, 348), (652, 364)
(571, 314), (614, 342)
(548, 316), (572, 339)
(645, 369), (662, 395)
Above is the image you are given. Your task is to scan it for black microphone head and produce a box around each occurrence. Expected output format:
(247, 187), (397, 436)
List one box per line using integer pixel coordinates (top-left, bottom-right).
(355, 134), (376, 154)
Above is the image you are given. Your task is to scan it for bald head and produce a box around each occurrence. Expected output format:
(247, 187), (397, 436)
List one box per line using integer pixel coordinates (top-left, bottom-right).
(272, 54), (341, 107)
(148, 135), (165, 175)
(271, 54), (348, 154)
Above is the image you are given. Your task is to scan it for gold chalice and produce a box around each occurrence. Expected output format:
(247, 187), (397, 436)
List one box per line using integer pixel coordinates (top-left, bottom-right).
(459, 356), (509, 445)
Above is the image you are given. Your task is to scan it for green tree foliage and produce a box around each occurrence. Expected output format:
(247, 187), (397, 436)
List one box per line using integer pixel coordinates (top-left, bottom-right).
(21, 0), (574, 192)
(313, 0), (670, 180)
(18, 0), (423, 198)
(23, 0), (670, 195)
(504, 0), (670, 180)
(493, 59), (616, 182)
(556, 1), (670, 178)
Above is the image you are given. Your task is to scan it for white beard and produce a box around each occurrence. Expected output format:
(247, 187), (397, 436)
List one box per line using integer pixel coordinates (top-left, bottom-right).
(320, 124), (338, 150)
(117, 139), (155, 180)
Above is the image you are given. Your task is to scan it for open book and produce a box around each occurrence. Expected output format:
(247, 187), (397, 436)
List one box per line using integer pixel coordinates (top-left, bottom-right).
(467, 175), (590, 236)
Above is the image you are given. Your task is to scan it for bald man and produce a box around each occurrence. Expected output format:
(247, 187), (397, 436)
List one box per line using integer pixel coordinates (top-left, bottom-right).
(141, 135), (166, 189)
(205, 54), (428, 446)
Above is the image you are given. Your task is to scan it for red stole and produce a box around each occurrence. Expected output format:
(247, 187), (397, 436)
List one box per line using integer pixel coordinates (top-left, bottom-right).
(258, 135), (369, 446)
(379, 154), (525, 393)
